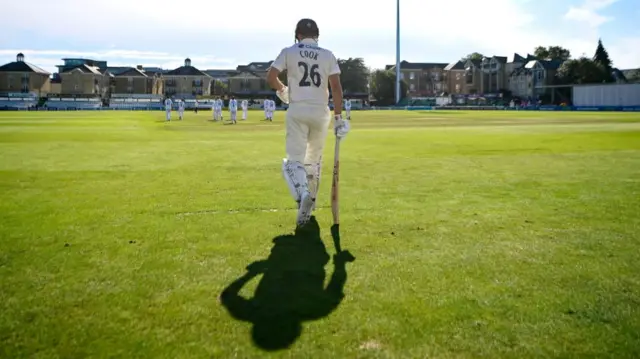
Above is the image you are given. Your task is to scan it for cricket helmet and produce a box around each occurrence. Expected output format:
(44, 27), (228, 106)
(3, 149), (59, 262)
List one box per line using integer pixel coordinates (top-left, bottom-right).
(295, 18), (319, 42)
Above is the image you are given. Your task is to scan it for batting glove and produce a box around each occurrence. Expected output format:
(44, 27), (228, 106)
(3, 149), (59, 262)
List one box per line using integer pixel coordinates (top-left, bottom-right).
(334, 114), (350, 139)
(276, 86), (289, 104)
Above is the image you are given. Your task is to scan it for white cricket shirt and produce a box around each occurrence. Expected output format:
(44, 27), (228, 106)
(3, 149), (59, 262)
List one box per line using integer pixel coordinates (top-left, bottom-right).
(271, 38), (340, 106)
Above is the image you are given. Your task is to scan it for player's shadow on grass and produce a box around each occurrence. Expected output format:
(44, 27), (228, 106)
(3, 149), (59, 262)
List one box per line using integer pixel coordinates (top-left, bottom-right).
(219, 216), (355, 351)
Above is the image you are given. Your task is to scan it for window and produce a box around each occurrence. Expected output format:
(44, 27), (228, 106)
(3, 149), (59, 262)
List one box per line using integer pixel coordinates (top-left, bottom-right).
(409, 72), (415, 80)
(400, 72), (404, 80)
(65, 59), (84, 67)
(466, 72), (473, 84)
(128, 77), (133, 85)
(456, 73), (461, 80)
(410, 83), (415, 91)
(455, 84), (460, 93)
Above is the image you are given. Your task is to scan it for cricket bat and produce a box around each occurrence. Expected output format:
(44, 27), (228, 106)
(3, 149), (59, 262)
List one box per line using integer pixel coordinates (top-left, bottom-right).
(331, 136), (341, 226)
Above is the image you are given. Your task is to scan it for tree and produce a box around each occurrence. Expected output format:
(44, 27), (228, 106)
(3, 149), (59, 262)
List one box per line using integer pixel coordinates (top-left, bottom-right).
(211, 80), (228, 95)
(337, 58), (369, 93)
(534, 46), (549, 59)
(370, 69), (408, 105)
(556, 57), (608, 85)
(534, 46), (571, 62)
(461, 52), (484, 62)
(593, 39), (614, 82)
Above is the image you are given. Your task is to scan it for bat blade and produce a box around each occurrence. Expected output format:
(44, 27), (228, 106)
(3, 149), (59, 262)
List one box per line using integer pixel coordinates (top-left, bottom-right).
(331, 137), (341, 225)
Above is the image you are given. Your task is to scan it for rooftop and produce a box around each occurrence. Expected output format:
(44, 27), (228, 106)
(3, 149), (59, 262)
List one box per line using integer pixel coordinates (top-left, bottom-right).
(114, 67), (148, 77)
(237, 61), (273, 72)
(61, 64), (103, 75)
(444, 61), (465, 71)
(0, 53), (50, 75)
(164, 58), (210, 77)
(386, 60), (449, 71)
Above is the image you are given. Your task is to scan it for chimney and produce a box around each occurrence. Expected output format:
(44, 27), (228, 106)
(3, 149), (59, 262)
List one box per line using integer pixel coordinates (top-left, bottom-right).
(137, 65), (144, 70)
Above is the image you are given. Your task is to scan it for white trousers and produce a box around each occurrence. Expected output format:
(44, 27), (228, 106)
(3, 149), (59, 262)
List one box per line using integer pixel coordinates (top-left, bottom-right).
(286, 103), (331, 164)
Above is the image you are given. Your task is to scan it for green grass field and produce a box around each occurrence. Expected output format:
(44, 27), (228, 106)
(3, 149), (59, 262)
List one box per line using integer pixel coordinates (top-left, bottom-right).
(1, 109), (639, 359)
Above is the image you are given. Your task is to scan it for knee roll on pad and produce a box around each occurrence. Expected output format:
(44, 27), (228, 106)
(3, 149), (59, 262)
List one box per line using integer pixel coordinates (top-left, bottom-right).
(305, 158), (322, 199)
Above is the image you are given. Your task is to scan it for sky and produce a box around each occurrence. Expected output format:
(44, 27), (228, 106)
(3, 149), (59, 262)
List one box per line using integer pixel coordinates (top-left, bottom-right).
(1, 0), (639, 74)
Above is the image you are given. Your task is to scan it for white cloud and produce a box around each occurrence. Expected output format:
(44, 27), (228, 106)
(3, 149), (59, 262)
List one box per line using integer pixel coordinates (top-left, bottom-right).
(564, 0), (618, 27)
(565, 7), (611, 27)
(559, 0), (640, 69)
(1, 0), (637, 72)
(607, 37), (640, 69)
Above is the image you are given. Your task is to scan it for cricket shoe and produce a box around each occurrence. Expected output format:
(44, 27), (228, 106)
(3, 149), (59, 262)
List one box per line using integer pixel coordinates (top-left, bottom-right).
(296, 191), (314, 227)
